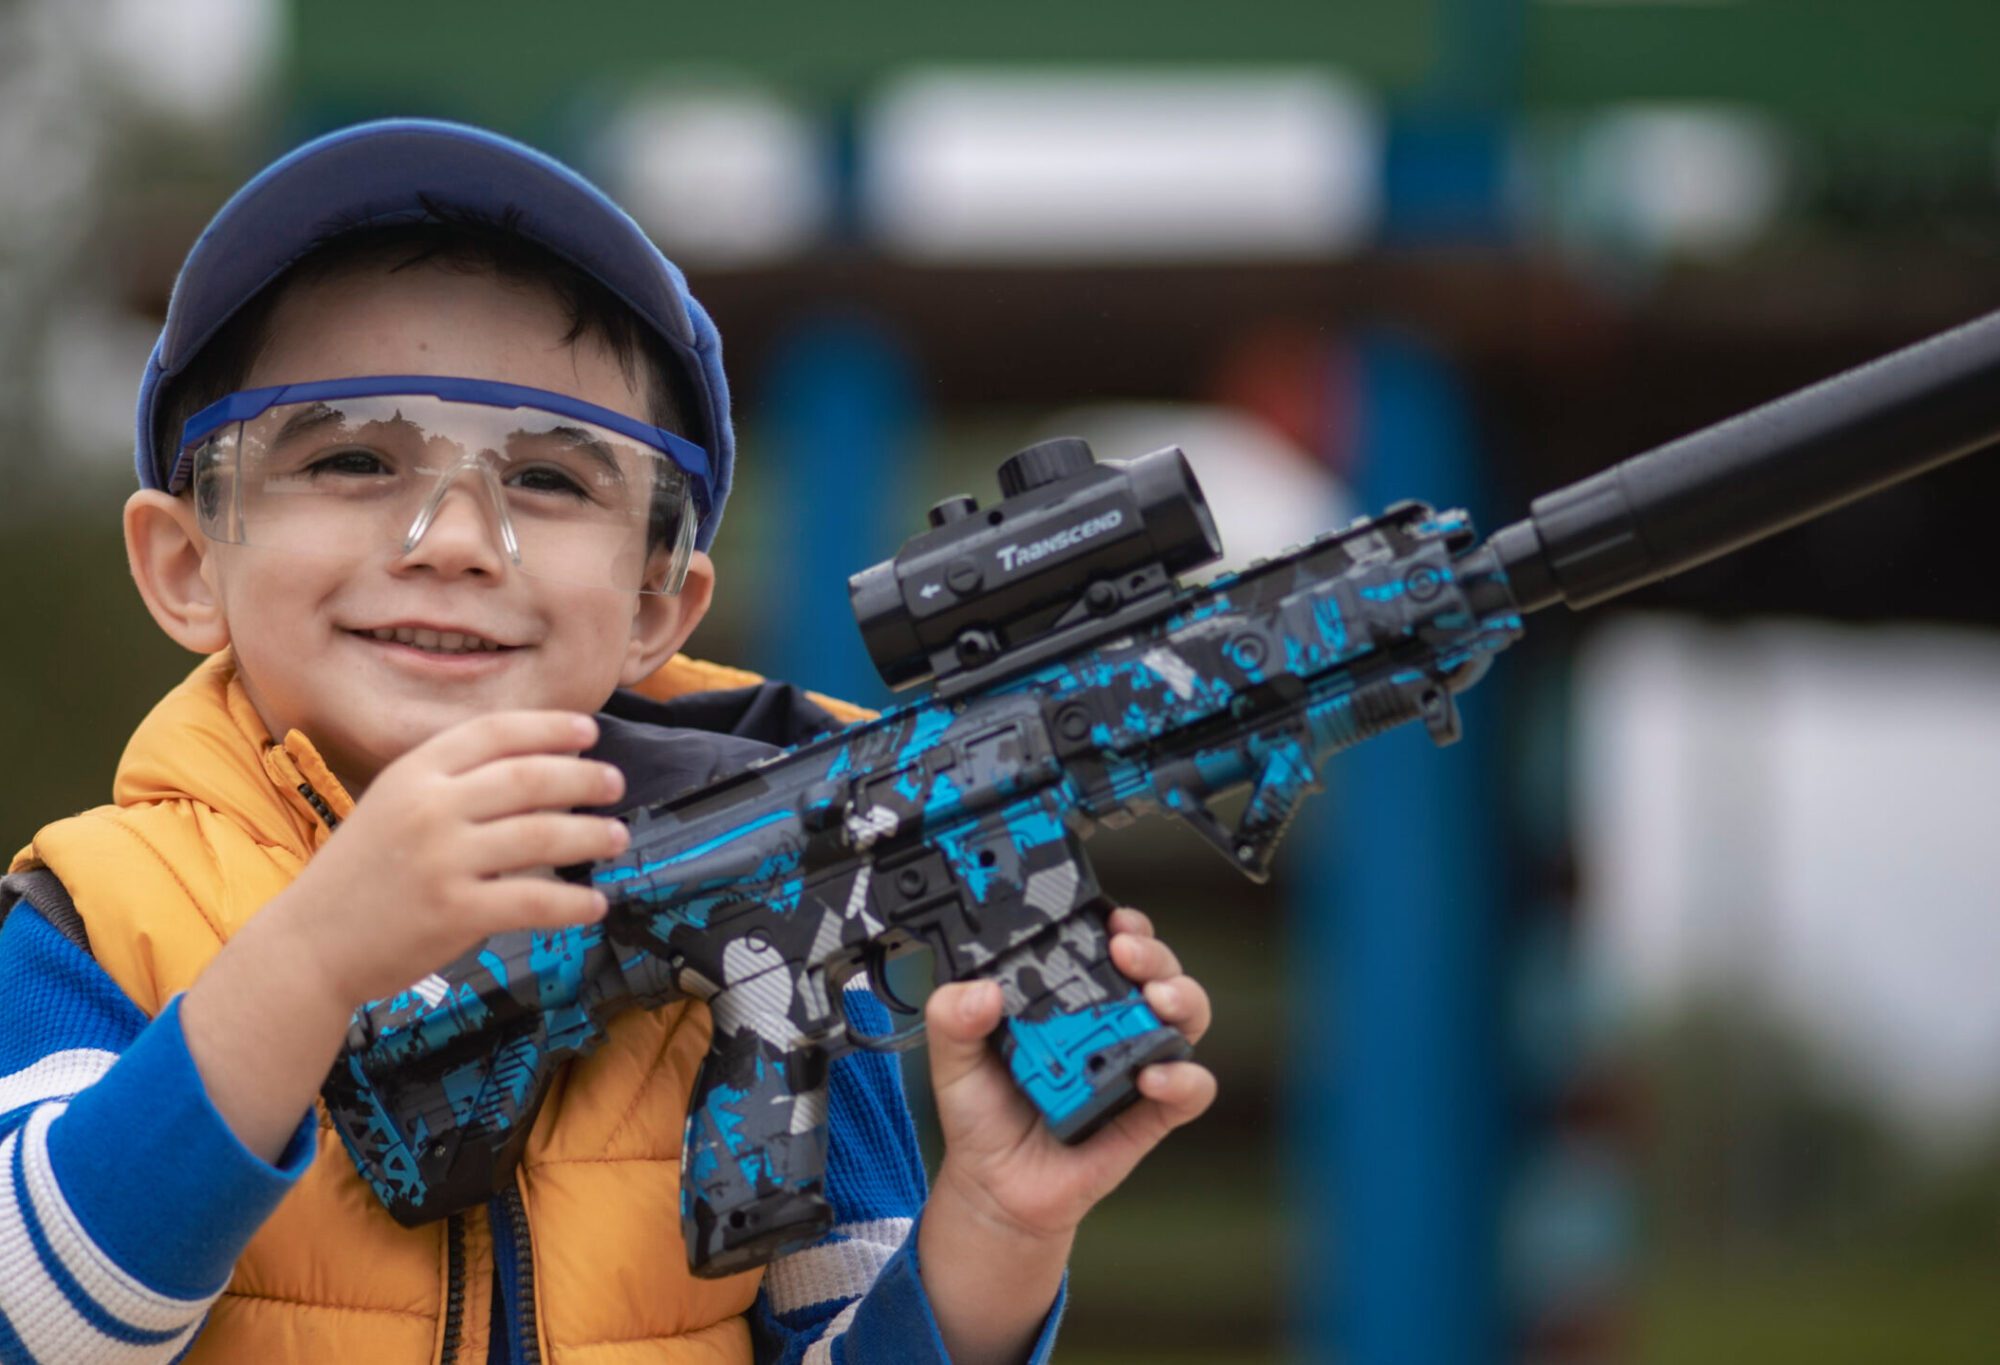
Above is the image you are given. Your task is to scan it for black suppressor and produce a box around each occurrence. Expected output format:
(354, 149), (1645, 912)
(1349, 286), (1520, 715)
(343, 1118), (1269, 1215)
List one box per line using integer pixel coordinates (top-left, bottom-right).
(1485, 307), (2000, 614)
(850, 437), (1222, 690)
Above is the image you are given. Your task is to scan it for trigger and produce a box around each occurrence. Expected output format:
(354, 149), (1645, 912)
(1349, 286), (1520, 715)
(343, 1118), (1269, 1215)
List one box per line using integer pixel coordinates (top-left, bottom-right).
(866, 943), (925, 1015)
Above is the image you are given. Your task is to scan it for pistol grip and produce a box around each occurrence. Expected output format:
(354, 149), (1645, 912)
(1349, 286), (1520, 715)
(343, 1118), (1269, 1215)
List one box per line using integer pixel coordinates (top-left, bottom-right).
(680, 997), (835, 1277)
(989, 909), (1192, 1145)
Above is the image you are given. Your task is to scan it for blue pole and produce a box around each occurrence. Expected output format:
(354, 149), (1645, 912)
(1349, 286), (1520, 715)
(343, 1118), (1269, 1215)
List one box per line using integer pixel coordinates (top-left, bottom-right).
(1289, 332), (1505, 1364)
(1289, 0), (1520, 1346)
(750, 316), (913, 709)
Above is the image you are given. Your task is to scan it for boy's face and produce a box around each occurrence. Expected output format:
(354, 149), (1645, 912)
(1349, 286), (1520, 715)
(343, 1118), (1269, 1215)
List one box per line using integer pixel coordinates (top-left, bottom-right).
(172, 261), (713, 792)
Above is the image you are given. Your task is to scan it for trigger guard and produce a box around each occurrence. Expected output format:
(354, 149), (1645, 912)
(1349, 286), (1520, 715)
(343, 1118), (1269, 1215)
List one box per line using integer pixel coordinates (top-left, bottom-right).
(866, 944), (926, 1015)
(831, 953), (931, 1055)
(839, 998), (929, 1054)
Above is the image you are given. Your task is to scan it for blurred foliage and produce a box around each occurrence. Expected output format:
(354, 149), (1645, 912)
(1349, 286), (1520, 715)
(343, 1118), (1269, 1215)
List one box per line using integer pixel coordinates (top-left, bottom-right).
(1630, 997), (2000, 1363)
(1802, 124), (2000, 243)
(283, 0), (2000, 136)
(0, 510), (198, 849)
(288, 0), (1429, 131)
(1522, 0), (2000, 126)
(1640, 1255), (2000, 1365)
(1636, 995), (1905, 1254)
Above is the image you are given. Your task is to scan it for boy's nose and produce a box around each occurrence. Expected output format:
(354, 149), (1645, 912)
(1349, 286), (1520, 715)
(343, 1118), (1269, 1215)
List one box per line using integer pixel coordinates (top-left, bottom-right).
(397, 463), (513, 579)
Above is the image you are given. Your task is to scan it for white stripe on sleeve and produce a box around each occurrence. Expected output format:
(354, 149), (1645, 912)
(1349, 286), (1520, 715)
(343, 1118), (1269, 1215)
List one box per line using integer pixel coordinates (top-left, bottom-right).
(0, 1107), (212, 1361)
(0, 1050), (116, 1118)
(764, 1216), (913, 1314)
(801, 1299), (863, 1365)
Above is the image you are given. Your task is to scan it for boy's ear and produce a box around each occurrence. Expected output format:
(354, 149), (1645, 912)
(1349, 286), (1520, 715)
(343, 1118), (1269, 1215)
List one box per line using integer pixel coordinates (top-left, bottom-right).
(620, 550), (716, 686)
(125, 490), (230, 654)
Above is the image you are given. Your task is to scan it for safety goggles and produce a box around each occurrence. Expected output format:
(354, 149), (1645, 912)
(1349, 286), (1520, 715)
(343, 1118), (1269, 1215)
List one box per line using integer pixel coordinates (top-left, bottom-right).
(171, 376), (711, 595)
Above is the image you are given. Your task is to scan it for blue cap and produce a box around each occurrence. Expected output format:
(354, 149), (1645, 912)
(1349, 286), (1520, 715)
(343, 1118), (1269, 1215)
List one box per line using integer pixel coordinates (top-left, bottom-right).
(134, 117), (735, 552)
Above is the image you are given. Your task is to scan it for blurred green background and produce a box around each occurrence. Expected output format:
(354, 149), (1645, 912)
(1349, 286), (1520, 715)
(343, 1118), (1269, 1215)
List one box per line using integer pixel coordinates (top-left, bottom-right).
(6, 2), (2000, 1361)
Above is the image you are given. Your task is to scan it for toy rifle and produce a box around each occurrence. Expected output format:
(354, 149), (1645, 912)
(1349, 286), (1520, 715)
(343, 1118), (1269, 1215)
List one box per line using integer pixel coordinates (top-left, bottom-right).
(324, 307), (2000, 1277)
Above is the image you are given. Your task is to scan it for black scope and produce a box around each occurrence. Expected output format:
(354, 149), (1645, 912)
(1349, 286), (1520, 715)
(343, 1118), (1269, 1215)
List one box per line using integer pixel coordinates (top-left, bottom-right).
(850, 437), (1222, 691)
(1485, 306), (2000, 613)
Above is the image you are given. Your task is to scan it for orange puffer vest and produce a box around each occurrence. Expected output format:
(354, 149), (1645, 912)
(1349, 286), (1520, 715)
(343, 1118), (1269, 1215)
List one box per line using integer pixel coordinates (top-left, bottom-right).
(13, 651), (872, 1364)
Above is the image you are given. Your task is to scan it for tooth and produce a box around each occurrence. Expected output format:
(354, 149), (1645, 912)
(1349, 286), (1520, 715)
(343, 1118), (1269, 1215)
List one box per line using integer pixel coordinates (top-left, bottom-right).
(439, 632), (464, 651)
(412, 629), (440, 649)
(394, 627), (416, 644)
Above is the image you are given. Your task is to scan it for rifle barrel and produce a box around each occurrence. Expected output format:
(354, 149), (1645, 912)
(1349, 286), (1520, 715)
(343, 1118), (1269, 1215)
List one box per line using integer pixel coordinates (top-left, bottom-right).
(1487, 307), (2000, 613)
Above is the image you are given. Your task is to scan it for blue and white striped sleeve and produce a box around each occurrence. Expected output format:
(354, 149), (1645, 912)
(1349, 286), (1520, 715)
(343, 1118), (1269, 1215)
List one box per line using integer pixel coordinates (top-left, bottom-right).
(0, 904), (315, 1363)
(748, 990), (1065, 1365)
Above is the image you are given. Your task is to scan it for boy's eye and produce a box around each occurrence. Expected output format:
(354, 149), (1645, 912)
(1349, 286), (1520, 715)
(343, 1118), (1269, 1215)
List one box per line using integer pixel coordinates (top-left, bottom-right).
(304, 446), (392, 477)
(507, 464), (592, 499)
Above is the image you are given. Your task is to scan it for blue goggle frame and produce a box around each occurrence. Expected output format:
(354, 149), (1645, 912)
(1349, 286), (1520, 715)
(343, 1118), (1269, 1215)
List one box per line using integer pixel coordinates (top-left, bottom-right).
(170, 374), (713, 531)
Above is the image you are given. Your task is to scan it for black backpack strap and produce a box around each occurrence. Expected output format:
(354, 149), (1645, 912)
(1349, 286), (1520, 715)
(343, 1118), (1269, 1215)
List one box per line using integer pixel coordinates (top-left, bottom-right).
(0, 867), (90, 956)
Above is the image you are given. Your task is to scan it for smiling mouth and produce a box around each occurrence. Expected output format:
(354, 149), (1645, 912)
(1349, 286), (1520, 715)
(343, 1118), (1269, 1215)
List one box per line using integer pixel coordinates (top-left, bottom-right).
(353, 626), (515, 655)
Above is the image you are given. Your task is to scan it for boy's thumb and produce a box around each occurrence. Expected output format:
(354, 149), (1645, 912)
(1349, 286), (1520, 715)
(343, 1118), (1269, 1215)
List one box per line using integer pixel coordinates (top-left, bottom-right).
(924, 980), (1003, 1091)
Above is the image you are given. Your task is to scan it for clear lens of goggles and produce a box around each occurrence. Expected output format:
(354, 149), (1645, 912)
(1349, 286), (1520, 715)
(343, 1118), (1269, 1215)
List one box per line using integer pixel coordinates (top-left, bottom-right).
(182, 387), (699, 595)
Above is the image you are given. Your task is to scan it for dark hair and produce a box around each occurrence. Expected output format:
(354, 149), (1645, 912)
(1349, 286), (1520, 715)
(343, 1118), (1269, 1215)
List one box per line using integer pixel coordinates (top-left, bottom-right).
(153, 204), (698, 547)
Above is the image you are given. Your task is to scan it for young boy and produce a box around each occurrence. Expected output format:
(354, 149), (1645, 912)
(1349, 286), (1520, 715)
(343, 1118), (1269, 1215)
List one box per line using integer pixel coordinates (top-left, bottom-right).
(0, 119), (1215, 1363)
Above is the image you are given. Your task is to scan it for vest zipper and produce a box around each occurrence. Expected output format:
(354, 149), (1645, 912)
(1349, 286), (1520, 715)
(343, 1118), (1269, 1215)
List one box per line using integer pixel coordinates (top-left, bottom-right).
(294, 779), (342, 831)
(439, 1212), (467, 1365)
(494, 1184), (542, 1365)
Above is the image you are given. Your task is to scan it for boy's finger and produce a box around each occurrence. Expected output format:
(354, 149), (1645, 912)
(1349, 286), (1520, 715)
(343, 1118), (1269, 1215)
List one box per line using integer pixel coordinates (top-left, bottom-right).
(924, 981), (1003, 1095)
(476, 877), (610, 934)
(1089, 1064), (1218, 1165)
(420, 710), (599, 776)
(1111, 931), (1182, 984)
(469, 813), (629, 875)
(1107, 907), (1155, 938)
(456, 755), (624, 820)
(1135, 1062), (1218, 1129)
(1143, 974), (1213, 1045)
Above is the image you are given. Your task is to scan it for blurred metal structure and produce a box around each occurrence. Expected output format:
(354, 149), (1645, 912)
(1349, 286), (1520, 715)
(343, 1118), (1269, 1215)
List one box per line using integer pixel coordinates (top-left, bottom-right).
(752, 316), (910, 708)
(1294, 3), (1521, 1354)
(1293, 333), (1508, 1363)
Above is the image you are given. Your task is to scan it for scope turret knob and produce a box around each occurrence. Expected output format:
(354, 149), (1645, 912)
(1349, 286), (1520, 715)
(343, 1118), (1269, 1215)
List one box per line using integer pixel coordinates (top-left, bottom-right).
(946, 558), (983, 594)
(927, 495), (979, 528)
(997, 437), (1096, 497)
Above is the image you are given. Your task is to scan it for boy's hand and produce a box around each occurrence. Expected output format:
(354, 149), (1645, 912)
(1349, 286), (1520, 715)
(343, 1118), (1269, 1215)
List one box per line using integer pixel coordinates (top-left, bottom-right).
(183, 711), (628, 1162)
(915, 907), (1216, 1365)
(282, 710), (629, 1008)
